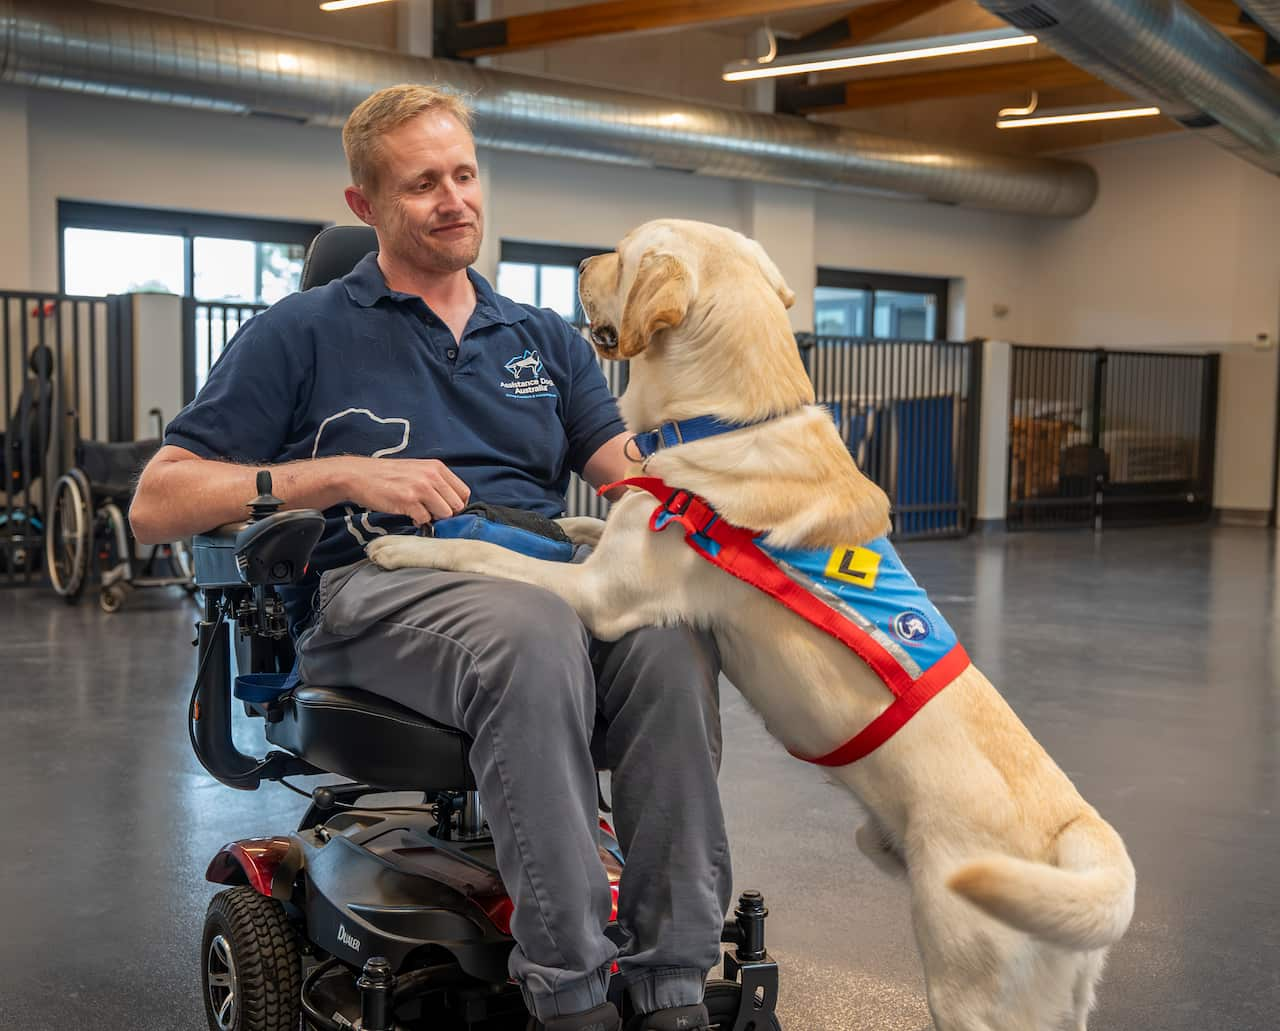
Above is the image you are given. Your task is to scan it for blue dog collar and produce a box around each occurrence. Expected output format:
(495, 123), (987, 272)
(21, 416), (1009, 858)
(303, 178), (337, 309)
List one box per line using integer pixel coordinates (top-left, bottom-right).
(630, 413), (793, 459)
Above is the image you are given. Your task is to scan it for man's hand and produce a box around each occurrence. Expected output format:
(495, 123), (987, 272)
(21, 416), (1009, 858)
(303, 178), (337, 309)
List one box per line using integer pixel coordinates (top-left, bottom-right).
(343, 456), (471, 525)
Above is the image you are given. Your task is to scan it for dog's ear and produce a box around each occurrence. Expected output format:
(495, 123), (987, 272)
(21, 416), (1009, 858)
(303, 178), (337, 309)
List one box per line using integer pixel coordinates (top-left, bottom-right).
(618, 250), (693, 357)
(743, 236), (796, 310)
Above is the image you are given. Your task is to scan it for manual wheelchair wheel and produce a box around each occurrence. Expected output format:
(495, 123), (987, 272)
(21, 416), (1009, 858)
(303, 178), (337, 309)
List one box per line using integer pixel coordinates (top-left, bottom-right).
(201, 886), (303, 1031)
(45, 469), (91, 602)
(704, 979), (782, 1030)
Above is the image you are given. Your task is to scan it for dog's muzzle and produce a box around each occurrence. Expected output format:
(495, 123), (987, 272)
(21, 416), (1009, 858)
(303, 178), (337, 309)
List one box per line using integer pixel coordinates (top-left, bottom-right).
(590, 323), (618, 351)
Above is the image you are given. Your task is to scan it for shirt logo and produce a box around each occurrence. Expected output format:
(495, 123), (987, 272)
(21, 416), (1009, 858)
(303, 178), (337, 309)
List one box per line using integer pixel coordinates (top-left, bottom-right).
(824, 545), (882, 589)
(501, 349), (558, 399)
(892, 609), (932, 644)
(504, 349), (543, 379)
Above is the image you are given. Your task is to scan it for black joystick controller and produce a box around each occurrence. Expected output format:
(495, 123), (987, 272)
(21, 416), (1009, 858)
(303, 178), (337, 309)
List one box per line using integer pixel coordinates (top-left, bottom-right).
(247, 470), (283, 522)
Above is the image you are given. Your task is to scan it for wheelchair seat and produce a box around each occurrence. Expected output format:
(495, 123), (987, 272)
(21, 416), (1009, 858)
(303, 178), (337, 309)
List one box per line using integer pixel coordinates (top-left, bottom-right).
(77, 437), (162, 502)
(264, 684), (475, 793)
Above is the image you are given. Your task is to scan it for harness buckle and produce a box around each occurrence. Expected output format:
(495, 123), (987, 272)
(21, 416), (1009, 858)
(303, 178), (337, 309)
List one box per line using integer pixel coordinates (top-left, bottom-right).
(666, 489), (693, 516)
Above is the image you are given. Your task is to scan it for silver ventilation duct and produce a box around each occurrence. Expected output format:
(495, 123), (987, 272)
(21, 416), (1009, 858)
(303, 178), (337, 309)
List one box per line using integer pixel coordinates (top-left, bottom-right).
(980, 0), (1280, 174)
(0, 0), (1096, 217)
(1237, 1), (1280, 43)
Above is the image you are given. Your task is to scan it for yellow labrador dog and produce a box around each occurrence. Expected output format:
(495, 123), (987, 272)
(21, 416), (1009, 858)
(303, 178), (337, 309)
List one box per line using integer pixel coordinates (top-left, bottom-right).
(367, 219), (1135, 1031)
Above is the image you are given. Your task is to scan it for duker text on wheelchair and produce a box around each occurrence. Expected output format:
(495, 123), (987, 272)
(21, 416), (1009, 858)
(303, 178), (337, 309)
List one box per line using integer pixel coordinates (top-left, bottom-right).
(189, 471), (783, 1031)
(45, 407), (195, 612)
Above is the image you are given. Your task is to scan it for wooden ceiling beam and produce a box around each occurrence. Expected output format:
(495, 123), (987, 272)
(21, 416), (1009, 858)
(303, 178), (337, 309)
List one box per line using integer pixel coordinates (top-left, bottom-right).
(447, 0), (835, 59)
(1184, 0), (1256, 32)
(775, 0), (952, 57)
(779, 57), (1097, 114)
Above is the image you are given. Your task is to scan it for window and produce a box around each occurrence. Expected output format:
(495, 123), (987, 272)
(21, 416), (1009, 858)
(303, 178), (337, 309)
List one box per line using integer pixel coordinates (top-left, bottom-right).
(497, 241), (610, 325)
(59, 201), (324, 303)
(815, 269), (950, 341)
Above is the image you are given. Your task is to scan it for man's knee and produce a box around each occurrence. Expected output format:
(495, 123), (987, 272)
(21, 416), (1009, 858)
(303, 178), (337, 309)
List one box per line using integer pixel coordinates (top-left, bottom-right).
(598, 626), (722, 723)
(462, 580), (594, 721)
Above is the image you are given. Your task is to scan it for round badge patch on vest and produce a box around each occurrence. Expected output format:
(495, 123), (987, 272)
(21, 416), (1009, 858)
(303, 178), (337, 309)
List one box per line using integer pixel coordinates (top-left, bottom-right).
(892, 609), (933, 644)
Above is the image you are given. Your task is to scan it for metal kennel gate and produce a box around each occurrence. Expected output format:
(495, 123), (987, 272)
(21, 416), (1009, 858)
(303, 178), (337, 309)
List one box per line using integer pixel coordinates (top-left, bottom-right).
(1007, 346), (1219, 529)
(799, 335), (982, 539)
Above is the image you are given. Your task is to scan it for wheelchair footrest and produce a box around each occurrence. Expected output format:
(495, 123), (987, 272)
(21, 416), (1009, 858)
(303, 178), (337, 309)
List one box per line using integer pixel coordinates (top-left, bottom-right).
(234, 672), (293, 705)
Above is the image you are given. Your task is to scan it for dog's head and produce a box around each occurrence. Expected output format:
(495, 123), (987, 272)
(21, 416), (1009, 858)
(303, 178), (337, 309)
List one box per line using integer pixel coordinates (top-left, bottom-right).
(579, 219), (795, 361)
(579, 220), (811, 429)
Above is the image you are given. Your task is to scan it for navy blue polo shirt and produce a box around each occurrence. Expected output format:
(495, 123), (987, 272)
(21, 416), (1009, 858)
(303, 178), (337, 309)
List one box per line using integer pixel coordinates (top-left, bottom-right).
(166, 253), (625, 594)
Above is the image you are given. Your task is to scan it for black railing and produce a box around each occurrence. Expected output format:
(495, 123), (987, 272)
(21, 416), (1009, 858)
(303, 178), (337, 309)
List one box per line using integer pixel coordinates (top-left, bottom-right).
(799, 334), (983, 539)
(1007, 346), (1219, 530)
(2, 290), (118, 585)
(183, 299), (269, 404)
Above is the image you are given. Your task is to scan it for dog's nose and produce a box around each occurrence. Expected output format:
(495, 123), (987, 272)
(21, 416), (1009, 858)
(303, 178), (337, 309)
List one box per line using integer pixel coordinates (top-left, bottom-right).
(591, 324), (618, 350)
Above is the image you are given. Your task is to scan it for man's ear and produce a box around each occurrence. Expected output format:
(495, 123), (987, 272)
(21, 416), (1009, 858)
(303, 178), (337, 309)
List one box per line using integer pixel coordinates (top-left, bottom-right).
(743, 236), (796, 310)
(618, 250), (693, 357)
(344, 185), (377, 227)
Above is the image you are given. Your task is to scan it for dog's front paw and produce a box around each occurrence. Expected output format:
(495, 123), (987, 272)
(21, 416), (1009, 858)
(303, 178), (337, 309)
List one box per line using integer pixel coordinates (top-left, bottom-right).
(366, 535), (439, 571)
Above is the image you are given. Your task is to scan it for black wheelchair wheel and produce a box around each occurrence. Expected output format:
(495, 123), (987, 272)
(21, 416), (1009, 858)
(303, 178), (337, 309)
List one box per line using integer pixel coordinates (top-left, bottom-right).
(45, 469), (91, 602)
(704, 979), (782, 1031)
(202, 886), (303, 1031)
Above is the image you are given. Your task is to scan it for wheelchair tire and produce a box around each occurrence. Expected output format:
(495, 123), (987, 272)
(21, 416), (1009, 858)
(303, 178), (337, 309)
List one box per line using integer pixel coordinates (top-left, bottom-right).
(703, 979), (783, 1031)
(99, 583), (128, 614)
(45, 469), (91, 602)
(202, 886), (303, 1031)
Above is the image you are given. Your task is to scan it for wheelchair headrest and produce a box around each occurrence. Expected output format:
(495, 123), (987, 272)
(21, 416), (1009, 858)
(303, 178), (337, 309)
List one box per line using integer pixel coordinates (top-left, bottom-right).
(27, 344), (53, 380)
(301, 225), (379, 291)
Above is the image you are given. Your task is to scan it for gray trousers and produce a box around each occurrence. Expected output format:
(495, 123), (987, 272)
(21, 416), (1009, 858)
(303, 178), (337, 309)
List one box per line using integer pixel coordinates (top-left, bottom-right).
(295, 560), (732, 1021)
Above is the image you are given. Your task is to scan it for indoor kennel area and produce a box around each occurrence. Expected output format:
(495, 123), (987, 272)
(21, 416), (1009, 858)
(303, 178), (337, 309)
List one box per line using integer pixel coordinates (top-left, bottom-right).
(2, 2), (1279, 1030)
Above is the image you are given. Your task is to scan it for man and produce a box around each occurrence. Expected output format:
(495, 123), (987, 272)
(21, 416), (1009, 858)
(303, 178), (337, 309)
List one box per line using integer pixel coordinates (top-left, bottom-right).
(130, 85), (730, 1031)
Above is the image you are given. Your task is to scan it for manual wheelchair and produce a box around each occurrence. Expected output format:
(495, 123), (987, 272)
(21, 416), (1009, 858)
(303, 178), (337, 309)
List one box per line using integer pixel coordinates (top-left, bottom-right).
(189, 471), (783, 1031)
(45, 407), (195, 612)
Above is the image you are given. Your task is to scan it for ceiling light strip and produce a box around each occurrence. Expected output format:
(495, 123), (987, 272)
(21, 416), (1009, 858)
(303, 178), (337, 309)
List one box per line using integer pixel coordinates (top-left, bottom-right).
(319, 0), (397, 12)
(997, 106), (1161, 128)
(722, 28), (1038, 83)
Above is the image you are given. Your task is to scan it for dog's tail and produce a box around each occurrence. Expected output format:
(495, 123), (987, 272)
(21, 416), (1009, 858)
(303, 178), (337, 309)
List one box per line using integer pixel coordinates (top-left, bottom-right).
(947, 812), (1135, 951)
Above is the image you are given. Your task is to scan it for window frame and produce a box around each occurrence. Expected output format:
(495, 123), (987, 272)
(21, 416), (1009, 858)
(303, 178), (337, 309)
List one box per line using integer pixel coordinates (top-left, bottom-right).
(498, 240), (611, 325)
(58, 200), (326, 300)
(816, 267), (951, 341)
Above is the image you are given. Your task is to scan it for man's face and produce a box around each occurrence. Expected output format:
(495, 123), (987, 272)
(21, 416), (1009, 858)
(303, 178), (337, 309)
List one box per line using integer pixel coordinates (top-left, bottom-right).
(360, 110), (484, 274)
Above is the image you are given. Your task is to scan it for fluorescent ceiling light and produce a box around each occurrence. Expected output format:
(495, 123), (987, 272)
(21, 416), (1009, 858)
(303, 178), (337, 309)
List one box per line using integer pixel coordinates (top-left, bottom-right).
(722, 28), (1037, 83)
(997, 105), (1161, 128)
(320, 0), (397, 12)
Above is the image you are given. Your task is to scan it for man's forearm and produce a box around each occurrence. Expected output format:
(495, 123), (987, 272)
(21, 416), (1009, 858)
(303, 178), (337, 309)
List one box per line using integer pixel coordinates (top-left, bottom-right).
(130, 452), (353, 544)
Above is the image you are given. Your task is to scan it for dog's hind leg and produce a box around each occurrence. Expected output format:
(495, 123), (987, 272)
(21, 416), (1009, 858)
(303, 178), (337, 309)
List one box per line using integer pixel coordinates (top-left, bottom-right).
(910, 867), (1028, 1031)
(1069, 950), (1107, 1031)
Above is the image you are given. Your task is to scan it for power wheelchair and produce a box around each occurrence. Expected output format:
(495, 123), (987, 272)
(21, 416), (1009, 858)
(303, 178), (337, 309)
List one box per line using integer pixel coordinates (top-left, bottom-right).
(187, 226), (783, 1031)
(192, 473), (781, 1031)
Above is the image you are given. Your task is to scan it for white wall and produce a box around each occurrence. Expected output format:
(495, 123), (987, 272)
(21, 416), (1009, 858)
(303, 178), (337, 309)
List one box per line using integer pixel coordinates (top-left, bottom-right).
(24, 91), (354, 293)
(814, 191), (1039, 343)
(1028, 133), (1280, 513)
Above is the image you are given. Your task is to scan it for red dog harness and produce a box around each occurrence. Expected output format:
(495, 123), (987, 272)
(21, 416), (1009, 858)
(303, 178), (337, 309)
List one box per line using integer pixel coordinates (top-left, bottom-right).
(603, 476), (969, 766)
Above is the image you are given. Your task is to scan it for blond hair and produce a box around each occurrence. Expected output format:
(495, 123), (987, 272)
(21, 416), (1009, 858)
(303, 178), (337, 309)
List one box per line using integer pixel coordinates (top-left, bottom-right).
(342, 84), (473, 191)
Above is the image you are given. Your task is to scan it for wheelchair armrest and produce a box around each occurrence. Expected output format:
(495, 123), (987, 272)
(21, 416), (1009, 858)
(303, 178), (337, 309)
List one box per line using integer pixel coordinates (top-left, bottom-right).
(192, 509), (325, 588)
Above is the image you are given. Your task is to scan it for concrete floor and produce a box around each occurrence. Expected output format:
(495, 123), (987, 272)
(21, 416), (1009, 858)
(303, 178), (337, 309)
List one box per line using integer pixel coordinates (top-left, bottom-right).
(1, 525), (1277, 1030)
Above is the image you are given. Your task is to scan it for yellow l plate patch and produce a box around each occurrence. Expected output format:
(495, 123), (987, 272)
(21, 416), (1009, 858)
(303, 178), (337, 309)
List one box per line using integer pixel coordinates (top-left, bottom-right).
(824, 546), (882, 589)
